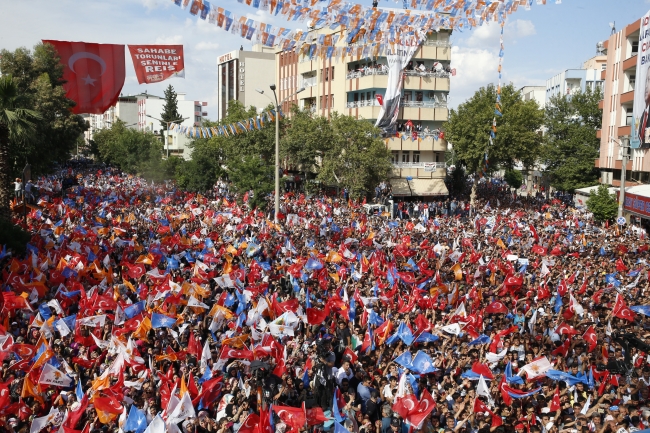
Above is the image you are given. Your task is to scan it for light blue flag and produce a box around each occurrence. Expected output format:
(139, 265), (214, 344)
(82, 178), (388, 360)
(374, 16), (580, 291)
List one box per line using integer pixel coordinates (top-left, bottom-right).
(505, 362), (524, 385)
(124, 404), (148, 433)
(332, 388), (345, 422)
(151, 313), (177, 329)
(76, 380), (84, 401)
(410, 351), (437, 374)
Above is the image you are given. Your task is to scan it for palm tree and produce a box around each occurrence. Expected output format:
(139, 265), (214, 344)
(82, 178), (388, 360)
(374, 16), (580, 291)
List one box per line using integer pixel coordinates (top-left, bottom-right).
(0, 75), (41, 220)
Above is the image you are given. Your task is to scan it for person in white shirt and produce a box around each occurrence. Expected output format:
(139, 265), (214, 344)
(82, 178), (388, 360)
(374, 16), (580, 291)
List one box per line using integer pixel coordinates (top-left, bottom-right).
(335, 359), (354, 386)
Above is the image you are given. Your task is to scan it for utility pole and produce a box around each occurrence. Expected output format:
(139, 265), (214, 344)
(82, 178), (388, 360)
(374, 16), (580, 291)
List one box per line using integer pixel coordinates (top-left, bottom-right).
(618, 135), (630, 219)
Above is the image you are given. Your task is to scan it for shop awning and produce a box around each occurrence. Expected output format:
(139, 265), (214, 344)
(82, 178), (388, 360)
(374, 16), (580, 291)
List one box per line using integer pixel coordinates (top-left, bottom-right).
(391, 178), (448, 197)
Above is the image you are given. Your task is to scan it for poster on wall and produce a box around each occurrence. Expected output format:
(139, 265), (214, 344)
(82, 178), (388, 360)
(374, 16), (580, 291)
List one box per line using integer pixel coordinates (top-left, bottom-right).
(128, 45), (185, 84)
(633, 10), (650, 149)
(374, 43), (420, 136)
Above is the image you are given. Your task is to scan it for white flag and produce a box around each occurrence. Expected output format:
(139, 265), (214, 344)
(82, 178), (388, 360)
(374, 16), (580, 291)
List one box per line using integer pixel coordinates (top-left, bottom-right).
(39, 363), (73, 387)
(200, 340), (211, 371)
(476, 375), (494, 406)
(77, 314), (106, 328)
(143, 414), (167, 433)
(439, 323), (461, 335)
(168, 391), (196, 424)
(54, 319), (72, 338)
(30, 409), (60, 433)
(528, 309), (537, 336)
(580, 395), (591, 415)
(518, 356), (552, 379)
(187, 296), (209, 309)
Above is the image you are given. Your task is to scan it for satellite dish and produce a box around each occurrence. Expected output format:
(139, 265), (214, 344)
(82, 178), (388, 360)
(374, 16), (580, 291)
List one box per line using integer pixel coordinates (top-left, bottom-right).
(609, 21), (616, 35)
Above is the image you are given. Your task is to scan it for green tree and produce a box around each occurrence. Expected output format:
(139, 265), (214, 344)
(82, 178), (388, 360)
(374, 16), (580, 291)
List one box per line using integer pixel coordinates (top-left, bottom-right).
(281, 106), (335, 184)
(93, 120), (166, 181)
(504, 168), (523, 189)
(160, 85), (182, 132)
(318, 113), (391, 198)
(0, 43), (87, 181)
(0, 75), (42, 217)
(445, 83), (544, 174)
(586, 184), (618, 222)
(542, 88), (602, 191)
(227, 155), (273, 209)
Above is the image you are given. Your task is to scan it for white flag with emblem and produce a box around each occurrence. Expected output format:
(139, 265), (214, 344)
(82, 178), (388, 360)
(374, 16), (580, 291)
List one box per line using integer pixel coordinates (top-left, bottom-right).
(39, 363), (72, 387)
(168, 392), (196, 424)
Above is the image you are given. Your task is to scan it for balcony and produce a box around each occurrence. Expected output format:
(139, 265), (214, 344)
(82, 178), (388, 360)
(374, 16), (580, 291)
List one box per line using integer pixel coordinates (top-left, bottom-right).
(391, 162), (446, 179)
(346, 68), (388, 79)
(393, 162), (446, 169)
(623, 55), (637, 72)
(618, 125), (631, 136)
(621, 91), (634, 105)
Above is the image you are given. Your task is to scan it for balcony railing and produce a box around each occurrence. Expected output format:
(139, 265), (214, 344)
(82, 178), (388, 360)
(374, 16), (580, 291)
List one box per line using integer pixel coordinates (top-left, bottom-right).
(402, 100), (448, 108)
(346, 68), (389, 79)
(346, 100), (381, 108)
(301, 77), (318, 87)
(404, 70), (450, 78)
(393, 162), (447, 169)
(422, 40), (452, 48)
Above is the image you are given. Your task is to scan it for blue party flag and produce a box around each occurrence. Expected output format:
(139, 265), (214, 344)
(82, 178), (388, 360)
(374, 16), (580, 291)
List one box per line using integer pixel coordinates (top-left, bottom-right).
(468, 334), (491, 346)
(151, 313), (177, 329)
(332, 389), (345, 422)
(631, 305), (650, 317)
(124, 404), (148, 433)
(334, 422), (351, 433)
(415, 332), (439, 343)
(198, 365), (212, 385)
(410, 351), (437, 374)
(393, 351), (413, 370)
(76, 380), (84, 401)
(302, 368), (310, 389)
(124, 301), (146, 319)
(505, 362), (524, 385)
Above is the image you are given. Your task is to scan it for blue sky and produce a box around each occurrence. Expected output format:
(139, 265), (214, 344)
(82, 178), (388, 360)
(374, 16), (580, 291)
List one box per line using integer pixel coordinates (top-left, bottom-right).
(2, 0), (650, 116)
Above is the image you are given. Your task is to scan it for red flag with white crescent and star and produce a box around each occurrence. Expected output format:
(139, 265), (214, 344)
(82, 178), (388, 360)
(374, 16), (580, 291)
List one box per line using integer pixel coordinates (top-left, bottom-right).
(42, 40), (125, 114)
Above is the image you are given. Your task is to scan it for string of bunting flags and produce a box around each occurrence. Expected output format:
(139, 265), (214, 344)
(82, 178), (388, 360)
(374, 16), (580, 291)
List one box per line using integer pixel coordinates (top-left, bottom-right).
(171, 0), (560, 57)
(171, 109), (284, 138)
(481, 15), (505, 179)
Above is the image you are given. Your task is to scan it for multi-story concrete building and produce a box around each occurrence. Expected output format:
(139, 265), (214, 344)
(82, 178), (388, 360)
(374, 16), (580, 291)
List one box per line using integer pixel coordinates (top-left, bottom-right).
(82, 95), (141, 145)
(596, 19), (640, 187)
(138, 92), (208, 160)
(520, 85), (546, 107)
(545, 55), (606, 102)
(217, 45), (276, 120)
(280, 27), (452, 198)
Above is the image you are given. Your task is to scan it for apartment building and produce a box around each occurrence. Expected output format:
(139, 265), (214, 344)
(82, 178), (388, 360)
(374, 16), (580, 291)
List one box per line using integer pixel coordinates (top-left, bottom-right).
(596, 19), (641, 187)
(82, 95), (141, 145)
(545, 55), (606, 102)
(282, 27), (452, 198)
(138, 92), (207, 159)
(217, 45), (276, 120)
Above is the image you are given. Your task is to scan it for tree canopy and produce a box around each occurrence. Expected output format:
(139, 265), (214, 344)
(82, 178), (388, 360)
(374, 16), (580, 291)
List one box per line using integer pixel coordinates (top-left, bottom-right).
(91, 120), (173, 182)
(444, 84), (544, 175)
(586, 184), (618, 222)
(160, 85), (182, 132)
(542, 88), (602, 192)
(0, 43), (87, 179)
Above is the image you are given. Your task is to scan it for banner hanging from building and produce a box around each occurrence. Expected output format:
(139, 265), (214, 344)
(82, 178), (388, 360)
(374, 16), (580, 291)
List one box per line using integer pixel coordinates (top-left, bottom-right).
(375, 43), (420, 136)
(633, 10), (650, 149)
(128, 45), (185, 84)
(43, 40), (125, 115)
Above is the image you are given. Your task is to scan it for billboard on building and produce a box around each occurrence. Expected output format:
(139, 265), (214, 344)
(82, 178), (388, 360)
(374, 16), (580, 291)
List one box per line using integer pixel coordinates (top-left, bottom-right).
(128, 45), (185, 84)
(633, 11), (650, 149)
(375, 44), (419, 136)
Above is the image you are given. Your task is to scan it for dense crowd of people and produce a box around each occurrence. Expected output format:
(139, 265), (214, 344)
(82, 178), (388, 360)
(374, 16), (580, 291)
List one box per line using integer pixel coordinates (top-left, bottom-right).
(1, 162), (650, 433)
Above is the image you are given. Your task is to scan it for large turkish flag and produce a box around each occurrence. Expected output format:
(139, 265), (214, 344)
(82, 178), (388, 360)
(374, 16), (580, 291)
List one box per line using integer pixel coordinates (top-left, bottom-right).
(43, 40), (125, 114)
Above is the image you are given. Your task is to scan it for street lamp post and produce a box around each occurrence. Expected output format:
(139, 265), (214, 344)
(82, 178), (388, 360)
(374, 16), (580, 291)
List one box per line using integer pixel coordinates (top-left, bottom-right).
(146, 115), (190, 158)
(255, 85), (304, 223)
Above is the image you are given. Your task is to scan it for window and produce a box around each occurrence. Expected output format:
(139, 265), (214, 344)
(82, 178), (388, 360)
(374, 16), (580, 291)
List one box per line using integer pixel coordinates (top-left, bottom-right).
(403, 92), (412, 102)
(626, 110), (633, 126)
(632, 40), (639, 56)
(391, 151), (399, 164)
(402, 152), (410, 163)
(412, 151), (420, 163)
(416, 92), (423, 102)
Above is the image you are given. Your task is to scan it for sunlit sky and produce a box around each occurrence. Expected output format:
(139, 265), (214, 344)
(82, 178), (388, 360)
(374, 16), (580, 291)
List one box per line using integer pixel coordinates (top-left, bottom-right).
(2, 0), (650, 116)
